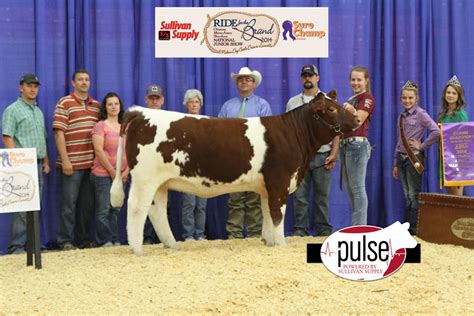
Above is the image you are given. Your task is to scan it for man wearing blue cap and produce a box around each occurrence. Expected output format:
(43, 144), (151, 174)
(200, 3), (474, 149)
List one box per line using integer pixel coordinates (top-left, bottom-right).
(2, 73), (50, 254)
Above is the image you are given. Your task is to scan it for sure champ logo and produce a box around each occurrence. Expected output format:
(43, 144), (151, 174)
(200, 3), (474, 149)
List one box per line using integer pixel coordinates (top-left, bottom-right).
(319, 222), (417, 281)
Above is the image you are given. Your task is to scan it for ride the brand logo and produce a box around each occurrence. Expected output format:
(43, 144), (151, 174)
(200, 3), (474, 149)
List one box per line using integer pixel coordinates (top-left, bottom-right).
(317, 222), (418, 281)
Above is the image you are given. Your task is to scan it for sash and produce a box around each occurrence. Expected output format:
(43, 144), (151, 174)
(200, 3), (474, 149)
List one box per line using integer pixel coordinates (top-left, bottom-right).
(399, 116), (424, 175)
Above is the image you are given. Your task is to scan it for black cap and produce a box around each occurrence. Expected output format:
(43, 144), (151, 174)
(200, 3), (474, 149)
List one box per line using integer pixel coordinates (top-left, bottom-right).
(300, 65), (319, 76)
(20, 73), (40, 85)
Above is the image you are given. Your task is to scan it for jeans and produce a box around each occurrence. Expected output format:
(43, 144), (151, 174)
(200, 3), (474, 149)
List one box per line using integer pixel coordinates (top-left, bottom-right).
(181, 193), (207, 239)
(292, 151), (333, 236)
(56, 169), (94, 247)
(341, 140), (371, 225)
(226, 191), (262, 238)
(397, 153), (424, 234)
(91, 174), (119, 245)
(8, 160), (44, 254)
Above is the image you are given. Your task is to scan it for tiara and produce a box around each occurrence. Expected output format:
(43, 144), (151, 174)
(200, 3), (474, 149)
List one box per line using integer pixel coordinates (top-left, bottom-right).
(402, 80), (418, 90)
(447, 75), (462, 87)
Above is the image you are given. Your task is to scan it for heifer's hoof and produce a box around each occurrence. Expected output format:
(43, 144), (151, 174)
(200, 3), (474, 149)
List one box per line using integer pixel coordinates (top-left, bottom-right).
(262, 237), (276, 247)
(163, 241), (179, 250)
(275, 238), (287, 247)
(131, 247), (144, 256)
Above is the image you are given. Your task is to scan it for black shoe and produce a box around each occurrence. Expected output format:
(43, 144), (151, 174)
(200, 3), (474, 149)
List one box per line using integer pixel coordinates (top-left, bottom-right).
(292, 229), (308, 237)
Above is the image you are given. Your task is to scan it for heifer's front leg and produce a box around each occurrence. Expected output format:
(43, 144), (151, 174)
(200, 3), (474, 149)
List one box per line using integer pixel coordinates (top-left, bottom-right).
(127, 184), (157, 256)
(260, 195), (275, 246)
(261, 194), (287, 247)
(148, 187), (178, 250)
(272, 204), (287, 247)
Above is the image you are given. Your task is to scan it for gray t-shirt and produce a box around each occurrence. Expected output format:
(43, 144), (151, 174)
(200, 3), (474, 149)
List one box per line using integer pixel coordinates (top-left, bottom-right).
(286, 91), (332, 153)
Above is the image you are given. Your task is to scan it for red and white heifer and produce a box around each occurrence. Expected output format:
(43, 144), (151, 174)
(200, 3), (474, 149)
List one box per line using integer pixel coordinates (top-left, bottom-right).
(111, 90), (360, 255)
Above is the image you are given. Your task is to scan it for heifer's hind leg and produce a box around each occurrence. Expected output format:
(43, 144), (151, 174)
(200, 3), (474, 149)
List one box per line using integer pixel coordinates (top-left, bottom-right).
(127, 183), (157, 256)
(147, 187), (178, 249)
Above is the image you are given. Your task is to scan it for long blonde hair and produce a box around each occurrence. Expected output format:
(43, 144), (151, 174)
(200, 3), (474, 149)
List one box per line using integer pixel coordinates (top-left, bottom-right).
(438, 84), (466, 122)
(350, 66), (371, 93)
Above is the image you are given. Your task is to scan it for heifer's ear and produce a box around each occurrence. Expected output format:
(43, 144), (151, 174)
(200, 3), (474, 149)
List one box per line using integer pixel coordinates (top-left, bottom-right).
(311, 96), (325, 112)
(328, 89), (337, 100)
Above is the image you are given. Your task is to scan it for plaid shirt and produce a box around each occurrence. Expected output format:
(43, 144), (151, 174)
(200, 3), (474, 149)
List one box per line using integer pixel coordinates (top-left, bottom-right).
(2, 97), (47, 158)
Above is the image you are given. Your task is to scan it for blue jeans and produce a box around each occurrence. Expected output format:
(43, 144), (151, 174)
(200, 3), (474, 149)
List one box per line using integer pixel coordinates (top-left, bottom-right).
(341, 140), (371, 225)
(56, 169), (94, 247)
(8, 160), (44, 254)
(91, 174), (119, 245)
(181, 193), (207, 239)
(397, 153), (424, 234)
(292, 151), (333, 236)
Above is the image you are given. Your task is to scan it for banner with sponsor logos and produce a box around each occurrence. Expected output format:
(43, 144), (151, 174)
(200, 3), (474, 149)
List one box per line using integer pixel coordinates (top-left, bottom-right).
(155, 7), (328, 58)
(440, 122), (474, 186)
(0, 148), (40, 213)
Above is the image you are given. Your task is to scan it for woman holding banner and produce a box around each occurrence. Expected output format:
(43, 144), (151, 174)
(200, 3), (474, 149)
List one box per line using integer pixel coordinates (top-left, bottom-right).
(438, 75), (469, 196)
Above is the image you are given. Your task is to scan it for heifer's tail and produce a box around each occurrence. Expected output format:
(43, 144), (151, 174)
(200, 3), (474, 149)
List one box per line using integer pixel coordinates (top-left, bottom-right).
(110, 110), (145, 208)
(110, 135), (125, 208)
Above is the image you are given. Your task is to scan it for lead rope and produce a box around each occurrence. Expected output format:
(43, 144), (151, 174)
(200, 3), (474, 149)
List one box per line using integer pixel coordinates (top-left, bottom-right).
(339, 136), (346, 190)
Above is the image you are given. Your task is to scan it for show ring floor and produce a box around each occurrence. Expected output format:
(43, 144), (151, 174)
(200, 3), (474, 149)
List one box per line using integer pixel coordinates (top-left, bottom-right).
(0, 237), (472, 314)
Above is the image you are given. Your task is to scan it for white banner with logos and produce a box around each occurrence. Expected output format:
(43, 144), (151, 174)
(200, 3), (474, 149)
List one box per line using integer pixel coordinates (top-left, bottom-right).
(0, 148), (40, 213)
(155, 7), (328, 58)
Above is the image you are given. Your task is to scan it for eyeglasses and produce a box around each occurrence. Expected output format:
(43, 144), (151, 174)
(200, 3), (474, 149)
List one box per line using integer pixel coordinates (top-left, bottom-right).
(237, 77), (255, 83)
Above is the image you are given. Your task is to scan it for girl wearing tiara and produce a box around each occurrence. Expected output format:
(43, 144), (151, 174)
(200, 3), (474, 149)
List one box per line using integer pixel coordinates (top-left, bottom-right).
(438, 75), (469, 196)
(393, 81), (439, 235)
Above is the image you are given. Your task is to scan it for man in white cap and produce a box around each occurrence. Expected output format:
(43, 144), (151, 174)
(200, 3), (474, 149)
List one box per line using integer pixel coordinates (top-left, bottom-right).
(142, 84), (165, 244)
(145, 84), (165, 109)
(218, 66), (272, 239)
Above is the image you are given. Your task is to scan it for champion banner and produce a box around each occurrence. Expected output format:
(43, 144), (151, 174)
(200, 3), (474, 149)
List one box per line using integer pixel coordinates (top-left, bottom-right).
(155, 7), (328, 58)
(440, 122), (474, 186)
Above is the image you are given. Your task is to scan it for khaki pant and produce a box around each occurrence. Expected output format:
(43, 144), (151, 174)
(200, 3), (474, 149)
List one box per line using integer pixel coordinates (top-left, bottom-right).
(226, 191), (262, 238)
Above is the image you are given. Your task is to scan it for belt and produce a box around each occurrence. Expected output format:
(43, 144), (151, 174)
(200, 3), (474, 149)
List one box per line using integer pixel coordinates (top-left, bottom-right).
(341, 136), (367, 145)
(399, 151), (420, 159)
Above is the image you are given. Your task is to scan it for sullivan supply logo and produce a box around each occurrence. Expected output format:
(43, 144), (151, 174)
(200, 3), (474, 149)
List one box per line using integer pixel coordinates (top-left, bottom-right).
(312, 222), (419, 281)
(201, 11), (280, 55)
(158, 20), (199, 41)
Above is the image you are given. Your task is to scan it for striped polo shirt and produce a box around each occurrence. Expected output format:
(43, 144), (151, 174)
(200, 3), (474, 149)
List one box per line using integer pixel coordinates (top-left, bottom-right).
(52, 93), (100, 170)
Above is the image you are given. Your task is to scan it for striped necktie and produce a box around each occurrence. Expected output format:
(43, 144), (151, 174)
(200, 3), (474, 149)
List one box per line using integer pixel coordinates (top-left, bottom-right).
(238, 97), (247, 118)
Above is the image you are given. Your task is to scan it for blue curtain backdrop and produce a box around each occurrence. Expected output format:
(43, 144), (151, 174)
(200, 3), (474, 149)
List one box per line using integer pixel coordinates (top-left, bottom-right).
(0, 0), (473, 254)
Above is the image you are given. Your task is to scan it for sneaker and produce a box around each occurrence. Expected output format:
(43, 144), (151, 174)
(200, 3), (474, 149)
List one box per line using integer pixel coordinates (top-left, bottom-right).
(184, 237), (194, 242)
(143, 238), (154, 245)
(113, 242), (121, 246)
(61, 243), (77, 251)
(195, 236), (206, 241)
(9, 247), (26, 255)
(101, 241), (113, 247)
(292, 229), (308, 237)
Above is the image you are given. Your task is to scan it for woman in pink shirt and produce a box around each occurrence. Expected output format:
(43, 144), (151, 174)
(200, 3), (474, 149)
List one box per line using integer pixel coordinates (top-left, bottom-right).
(91, 92), (128, 246)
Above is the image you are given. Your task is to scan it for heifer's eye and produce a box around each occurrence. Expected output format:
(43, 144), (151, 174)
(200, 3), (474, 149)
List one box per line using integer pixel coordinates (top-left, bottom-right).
(328, 107), (336, 113)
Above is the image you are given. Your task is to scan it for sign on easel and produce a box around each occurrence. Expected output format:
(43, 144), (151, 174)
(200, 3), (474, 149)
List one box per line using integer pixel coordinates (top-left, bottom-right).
(0, 148), (42, 269)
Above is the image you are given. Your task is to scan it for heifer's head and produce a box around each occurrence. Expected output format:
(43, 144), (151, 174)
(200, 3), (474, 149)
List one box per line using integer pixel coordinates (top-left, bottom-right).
(309, 90), (360, 135)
